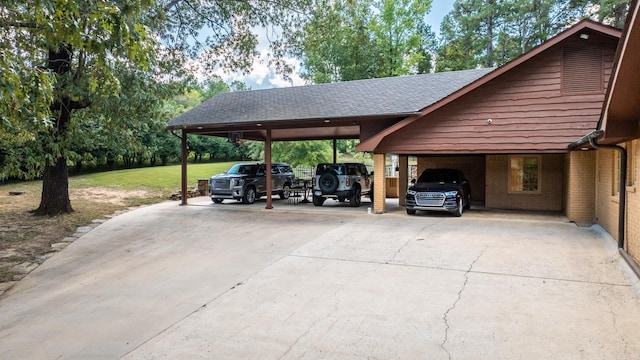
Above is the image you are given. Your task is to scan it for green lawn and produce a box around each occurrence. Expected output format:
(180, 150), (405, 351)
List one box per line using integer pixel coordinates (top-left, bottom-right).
(70, 162), (237, 192)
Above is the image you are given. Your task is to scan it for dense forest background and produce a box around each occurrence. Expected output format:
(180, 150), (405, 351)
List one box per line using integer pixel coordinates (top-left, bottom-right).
(0, 0), (630, 213)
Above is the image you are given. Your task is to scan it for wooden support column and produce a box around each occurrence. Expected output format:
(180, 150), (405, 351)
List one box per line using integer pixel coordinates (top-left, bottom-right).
(265, 129), (273, 209)
(398, 155), (408, 206)
(333, 139), (337, 163)
(373, 153), (386, 214)
(180, 130), (188, 206)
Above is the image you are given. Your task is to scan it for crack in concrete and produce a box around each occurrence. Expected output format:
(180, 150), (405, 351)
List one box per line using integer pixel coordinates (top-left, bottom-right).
(440, 247), (487, 360)
(277, 283), (343, 359)
(387, 223), (441, 265)
(597, 286), (630, 355)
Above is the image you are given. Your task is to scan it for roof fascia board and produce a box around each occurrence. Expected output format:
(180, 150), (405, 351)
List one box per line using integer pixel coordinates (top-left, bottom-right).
(358, 20), (622, 153)
(597, 0), (639, 139)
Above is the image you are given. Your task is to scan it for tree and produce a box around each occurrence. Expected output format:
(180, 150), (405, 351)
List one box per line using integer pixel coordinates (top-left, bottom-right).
(301, 0), (435, 83)
(2, 0), (311, 215)
(435, 0), (626, 72)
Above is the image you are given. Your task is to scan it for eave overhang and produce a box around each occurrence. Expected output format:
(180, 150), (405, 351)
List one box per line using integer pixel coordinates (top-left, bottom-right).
(596, 0), (640, 145)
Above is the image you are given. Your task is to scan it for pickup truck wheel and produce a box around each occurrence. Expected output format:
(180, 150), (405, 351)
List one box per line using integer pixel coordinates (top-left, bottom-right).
(313, 195), (325, 206)
(319, 172), (339, 193)
(453, 198), (463, 217)
(349, 187), (361, 207)
(242, 187), (256, 204)
(212, 198), (224, 204)
(280, 185), (291, 200)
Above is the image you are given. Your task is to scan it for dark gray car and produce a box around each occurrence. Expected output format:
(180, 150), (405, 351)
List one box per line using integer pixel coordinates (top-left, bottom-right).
(209, 163), (295, 204)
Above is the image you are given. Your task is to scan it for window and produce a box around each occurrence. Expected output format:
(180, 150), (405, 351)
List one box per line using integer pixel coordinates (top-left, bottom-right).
(612, 142), (636, 195)
(509, 156), (540, 193)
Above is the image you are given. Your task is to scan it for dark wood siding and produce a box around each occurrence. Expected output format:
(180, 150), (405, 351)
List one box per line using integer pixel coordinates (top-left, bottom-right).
(376, 37), (618, 155)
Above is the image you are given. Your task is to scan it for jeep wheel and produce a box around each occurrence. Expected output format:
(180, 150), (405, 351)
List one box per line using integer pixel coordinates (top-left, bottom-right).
(212, 198), (224, 204)
(319, 172), (339, 193)
(313, 195), (325, 206)
(242, 187), (256, 204)
(453, 198), (463, 217)
(349, 187), (361, 207)
(280, 185), (291, 200)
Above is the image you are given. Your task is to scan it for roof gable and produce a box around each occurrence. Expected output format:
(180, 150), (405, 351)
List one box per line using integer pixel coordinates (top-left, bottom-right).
(356, 19), (621, 152)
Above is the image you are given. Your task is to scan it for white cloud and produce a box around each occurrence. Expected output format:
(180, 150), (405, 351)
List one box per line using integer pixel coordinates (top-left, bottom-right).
(208, 48), (306, 90)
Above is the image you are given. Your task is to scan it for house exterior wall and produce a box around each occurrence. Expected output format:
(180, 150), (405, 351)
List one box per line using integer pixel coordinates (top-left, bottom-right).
(595, 148), (619, 242)
(595, 141), (640, 264)
(416, 156), (486, 202)
(485, 154), (564, 211)
(565, 151), (596, 223)
(374, 35), (618, 155)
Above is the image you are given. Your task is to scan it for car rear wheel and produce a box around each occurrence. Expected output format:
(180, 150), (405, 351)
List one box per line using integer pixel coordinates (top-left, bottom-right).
(242, 187), (256, 204)
(313, 195), (325, 206)
(280, 185), (291, 200)
(349, 187), (361, 207)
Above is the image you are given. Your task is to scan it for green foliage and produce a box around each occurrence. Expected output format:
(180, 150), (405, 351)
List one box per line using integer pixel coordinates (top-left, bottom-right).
(435, 0), (630, 72)
(302, 0), (435, 83)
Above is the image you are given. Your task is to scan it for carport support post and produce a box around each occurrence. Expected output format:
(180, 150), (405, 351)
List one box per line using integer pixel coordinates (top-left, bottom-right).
(265, 129), (273, 209)
(373, 153), (386, 214)
(180, 129), (188, 206)
(333, 139), (337, 163)
(398, 155), (408, 206)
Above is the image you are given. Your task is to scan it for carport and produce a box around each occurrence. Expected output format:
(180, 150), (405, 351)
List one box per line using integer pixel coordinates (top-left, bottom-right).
(167, 20), (620, 217)
(166, 69), (493, 212)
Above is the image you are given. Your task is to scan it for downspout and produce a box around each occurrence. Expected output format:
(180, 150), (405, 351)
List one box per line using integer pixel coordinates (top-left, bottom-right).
(588, 137), (627, 249)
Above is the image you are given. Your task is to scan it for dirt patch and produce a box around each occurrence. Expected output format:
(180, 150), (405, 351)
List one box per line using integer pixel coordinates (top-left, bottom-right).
(0, 186), (164, 284)
(72, 187), (154, 206)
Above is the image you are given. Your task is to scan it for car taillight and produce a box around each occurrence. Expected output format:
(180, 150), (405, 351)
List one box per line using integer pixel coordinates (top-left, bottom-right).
(346, 178), (350, 187)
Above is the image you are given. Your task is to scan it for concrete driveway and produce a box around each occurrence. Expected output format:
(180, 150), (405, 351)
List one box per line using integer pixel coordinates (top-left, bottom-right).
(1, 197), (639, 359)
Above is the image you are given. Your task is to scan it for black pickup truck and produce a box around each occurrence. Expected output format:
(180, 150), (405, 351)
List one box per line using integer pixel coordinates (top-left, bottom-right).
(405, 168), (471, 217)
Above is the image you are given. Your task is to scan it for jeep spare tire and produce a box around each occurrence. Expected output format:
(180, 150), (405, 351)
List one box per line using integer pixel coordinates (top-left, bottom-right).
(319, 172), (339, 193)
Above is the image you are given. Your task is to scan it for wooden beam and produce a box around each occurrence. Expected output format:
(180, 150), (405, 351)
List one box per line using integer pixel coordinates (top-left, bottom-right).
(181, 130), (188, 206)
(265, 129), (273, 209)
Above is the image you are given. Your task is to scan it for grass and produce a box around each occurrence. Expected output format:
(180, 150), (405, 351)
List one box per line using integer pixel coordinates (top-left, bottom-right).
(0, 161), (238, 284)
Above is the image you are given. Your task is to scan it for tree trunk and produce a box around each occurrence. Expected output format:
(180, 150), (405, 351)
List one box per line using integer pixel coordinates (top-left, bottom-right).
(35, 44), (75, 216)
(35, 156), (73, 215)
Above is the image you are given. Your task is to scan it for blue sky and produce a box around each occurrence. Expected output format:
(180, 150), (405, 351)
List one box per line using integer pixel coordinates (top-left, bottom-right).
(208, 1), (455, 90)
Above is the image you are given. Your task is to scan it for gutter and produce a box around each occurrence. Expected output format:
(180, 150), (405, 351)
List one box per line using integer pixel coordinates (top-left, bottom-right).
(569, 130), (627, 249)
